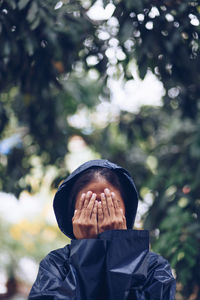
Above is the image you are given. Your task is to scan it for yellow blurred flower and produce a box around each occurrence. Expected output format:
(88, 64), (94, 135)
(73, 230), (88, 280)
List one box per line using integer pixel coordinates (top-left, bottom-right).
(10, 225), (22, 240)
(41, 228), (57, 242)
(23, 239), (35, 251)
(9, 219), (42, 240)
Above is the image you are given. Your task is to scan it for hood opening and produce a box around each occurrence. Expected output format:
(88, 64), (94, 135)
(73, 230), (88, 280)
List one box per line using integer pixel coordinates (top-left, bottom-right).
(53, 159), (138, 239)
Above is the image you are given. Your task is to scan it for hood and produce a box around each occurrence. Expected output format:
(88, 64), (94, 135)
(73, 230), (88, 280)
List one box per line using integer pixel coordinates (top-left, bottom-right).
(53, 159), (138, 239)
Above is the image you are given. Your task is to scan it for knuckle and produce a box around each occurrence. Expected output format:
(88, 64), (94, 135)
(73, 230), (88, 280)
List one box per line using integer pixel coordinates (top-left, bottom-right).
(104, 223), (110, 230)
(110, 220), (115, 226)
(77, 220), (82, 226)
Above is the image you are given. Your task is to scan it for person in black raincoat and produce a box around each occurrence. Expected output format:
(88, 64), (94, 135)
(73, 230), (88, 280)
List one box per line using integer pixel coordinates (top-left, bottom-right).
(28, 159), (176, 300)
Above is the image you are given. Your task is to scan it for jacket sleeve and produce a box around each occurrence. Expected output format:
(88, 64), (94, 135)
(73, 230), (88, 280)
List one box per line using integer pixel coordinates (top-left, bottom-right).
(28, 246), (77, 300)
(144, 252), (176, 299)
(128, 252), (176, 300)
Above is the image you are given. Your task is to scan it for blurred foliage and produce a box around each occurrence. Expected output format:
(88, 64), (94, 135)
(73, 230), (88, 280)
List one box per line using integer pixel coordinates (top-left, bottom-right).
(0, 0), (107, 92)
(87, 1), (200, 298)
(108, 0), (200, 119)
(1, 0), (200, 299)
(0, 191), (69, 297)
(0, 0), (108, 195)
(86, 106), (200, 299)
(0, 214), (66, 267)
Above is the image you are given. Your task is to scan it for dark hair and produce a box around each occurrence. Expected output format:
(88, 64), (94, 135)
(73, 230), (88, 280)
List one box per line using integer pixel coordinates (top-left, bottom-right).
(68, 167), (127, 216)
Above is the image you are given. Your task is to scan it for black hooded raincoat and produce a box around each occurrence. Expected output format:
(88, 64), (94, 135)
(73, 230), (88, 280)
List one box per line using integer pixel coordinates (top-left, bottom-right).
(28, 160), (176, 300)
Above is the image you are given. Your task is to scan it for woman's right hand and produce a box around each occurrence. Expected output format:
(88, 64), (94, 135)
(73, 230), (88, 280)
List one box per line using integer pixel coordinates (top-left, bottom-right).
(72, 191), (98, 239)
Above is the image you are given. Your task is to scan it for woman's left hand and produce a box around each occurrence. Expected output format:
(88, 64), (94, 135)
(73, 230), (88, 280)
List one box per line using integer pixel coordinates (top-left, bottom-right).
(97, 188), (127, 234)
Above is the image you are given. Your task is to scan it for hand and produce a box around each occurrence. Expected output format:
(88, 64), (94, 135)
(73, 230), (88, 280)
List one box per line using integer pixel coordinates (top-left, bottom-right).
(72, 191), (98, 239)
(97, 188), (127, 234)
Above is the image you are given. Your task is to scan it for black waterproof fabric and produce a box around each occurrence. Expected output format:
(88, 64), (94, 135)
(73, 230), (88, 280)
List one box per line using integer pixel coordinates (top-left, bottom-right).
(29, 160), (176, 299)
(29, 230), (176, 299)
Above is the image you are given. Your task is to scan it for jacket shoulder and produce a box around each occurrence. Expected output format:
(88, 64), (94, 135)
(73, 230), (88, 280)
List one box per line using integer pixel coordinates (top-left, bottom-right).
(39, 244), (70, 279)
(146, 251), (176, 288)
(148, 251), (174, 274)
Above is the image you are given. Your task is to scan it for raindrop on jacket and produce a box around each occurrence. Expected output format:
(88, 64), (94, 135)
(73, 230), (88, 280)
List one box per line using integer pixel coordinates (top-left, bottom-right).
(28, 159), (176, 299)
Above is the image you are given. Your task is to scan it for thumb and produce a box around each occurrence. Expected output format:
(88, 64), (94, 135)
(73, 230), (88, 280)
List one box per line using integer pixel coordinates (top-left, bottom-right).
(72, 209), (80, 221)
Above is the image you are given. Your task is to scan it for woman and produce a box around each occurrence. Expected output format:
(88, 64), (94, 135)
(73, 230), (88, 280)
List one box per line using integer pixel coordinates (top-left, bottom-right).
(28, 159), (176, 299)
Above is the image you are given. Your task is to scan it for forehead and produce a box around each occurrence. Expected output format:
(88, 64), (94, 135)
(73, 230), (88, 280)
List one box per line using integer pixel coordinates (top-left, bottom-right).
(80, 178), (118, 192)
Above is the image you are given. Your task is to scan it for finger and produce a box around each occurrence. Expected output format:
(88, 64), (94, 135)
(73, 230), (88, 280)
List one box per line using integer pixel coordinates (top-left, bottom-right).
(101, 192), (109, 217)
(97, 201), (103, 223)
(111, 192), (119, 209)
(111, 192), (123, 217)
(83, 191), (92, 208)
(87, 193), (96, 217)
(91, 200), (98, 222)
(72, 209), (78, 222)
(74, 193), (85, 219)
(122, 215), (127, 228)
(77, 193), (86, 210)
(105, 188), (114, 217)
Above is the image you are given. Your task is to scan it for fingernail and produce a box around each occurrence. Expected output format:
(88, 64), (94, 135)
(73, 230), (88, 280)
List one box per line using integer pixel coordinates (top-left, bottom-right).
(87, 191), (92, 196)
(74, 210), (77, 214)
(111, 192), (115, 197)
(105, 188), (110, 193)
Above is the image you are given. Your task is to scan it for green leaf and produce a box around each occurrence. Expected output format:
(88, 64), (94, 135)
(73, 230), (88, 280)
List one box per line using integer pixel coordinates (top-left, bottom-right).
(24, 37), (34, 55)
(7, 0), (17, 9)
(26, 1), (38, 23)
(30, 15), (40, 30)
(18, 0), (30, 10)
